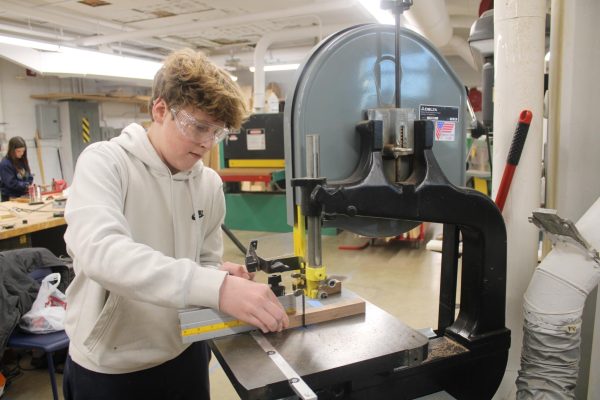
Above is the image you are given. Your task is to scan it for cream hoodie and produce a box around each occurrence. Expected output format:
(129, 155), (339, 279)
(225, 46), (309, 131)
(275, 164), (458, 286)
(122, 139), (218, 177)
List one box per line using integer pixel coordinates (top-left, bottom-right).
(64, 123), (228, 373)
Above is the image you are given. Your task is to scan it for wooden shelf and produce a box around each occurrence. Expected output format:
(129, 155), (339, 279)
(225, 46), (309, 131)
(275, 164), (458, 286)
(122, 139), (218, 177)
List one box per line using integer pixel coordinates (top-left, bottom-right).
(31, 93), (150, 105)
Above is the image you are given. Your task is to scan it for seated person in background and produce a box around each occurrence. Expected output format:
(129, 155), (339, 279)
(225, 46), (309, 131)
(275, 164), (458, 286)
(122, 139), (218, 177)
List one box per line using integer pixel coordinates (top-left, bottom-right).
(0, 136), (34, 202)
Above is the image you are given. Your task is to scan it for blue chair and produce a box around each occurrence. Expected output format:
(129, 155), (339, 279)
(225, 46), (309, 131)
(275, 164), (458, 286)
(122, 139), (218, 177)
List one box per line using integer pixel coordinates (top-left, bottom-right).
(2, 249), (71, 399)
(7, 329), (69, 400)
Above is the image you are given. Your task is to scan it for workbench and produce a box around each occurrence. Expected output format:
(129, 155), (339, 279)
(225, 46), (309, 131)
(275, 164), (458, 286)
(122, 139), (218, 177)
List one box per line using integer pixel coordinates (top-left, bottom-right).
(0, 198), (67, 257)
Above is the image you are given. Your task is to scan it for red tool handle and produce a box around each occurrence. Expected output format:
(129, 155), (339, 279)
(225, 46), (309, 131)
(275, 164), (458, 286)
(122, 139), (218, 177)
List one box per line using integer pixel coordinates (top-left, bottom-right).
(495, 110), (532, 212)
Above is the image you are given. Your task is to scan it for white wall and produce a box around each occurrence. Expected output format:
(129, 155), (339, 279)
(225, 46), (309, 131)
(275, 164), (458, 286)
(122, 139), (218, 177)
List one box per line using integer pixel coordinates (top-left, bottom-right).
(0, 59), (61, 145)
(0, 58), (150, 185)
(548, 0), (600, 398)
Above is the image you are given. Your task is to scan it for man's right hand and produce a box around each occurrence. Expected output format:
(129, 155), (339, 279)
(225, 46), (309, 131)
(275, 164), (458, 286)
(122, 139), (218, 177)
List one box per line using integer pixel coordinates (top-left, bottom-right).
(218, 275), (290, 333)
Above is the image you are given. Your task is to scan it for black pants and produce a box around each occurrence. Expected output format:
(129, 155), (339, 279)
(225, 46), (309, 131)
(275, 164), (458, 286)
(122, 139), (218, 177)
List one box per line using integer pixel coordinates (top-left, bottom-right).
(63, 342), (211, 400)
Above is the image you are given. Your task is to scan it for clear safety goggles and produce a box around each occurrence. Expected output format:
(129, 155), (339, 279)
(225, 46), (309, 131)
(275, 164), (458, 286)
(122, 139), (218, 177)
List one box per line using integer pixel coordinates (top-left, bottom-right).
(170, 108), (229, 144)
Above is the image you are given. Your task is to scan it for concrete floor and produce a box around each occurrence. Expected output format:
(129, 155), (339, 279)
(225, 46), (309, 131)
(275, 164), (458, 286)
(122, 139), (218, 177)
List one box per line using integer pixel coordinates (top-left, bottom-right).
(3, 227), (444, 400)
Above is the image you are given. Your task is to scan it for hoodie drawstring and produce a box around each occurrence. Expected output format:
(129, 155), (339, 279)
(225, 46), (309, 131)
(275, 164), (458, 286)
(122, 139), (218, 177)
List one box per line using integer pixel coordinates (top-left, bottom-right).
(168, 171), (179, 258)
(188, 177), (201, 262)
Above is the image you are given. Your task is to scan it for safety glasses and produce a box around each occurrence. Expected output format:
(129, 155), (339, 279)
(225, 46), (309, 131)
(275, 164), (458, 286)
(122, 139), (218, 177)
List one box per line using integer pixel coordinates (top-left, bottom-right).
(170, 108), (229, 144)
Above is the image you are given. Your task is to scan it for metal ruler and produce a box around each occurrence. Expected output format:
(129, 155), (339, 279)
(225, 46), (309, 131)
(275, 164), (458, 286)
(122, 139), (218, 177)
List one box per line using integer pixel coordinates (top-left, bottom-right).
(178, 294), (296, 343)
(250, 331), (317, 400)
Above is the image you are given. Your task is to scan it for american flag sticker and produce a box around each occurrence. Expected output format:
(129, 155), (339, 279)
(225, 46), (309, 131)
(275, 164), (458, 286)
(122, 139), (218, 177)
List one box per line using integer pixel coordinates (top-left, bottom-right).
(435, 120), (456, 141)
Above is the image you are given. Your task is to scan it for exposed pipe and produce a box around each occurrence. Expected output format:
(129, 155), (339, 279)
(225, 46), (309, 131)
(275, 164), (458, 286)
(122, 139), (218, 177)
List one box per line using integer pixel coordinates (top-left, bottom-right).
(109, 45), (165, 61)
(516, 198), (600, 399)
(0, 21), (75, 41)
(209, 46), (314, 68)
(405, 0), (453, 48)
(449, 15), (478, 29)
(491, 1), (547, 398)
(545, 0), (565, 215)
(252, 25), (346, 113)
(75, 0), (356, 47)
(0, 0), (185, 51)
(0, 1), (120, 34)
(447, 35), (478, 71)
(404, 0), (478, 70)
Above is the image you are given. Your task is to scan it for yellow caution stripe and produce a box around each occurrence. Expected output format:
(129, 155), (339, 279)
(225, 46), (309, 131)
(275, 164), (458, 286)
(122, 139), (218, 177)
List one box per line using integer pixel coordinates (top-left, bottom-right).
(81, 117), (91, 143)
(473, 177), (488, 195)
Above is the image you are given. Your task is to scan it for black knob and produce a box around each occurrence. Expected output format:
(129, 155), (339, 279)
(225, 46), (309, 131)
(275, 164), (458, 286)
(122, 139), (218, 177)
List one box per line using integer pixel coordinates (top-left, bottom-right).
(268, 274), (285, 297)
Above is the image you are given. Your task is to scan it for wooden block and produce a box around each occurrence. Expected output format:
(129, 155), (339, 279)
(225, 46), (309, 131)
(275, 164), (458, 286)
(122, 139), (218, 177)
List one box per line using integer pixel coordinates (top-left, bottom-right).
(287, 297), (366, 329)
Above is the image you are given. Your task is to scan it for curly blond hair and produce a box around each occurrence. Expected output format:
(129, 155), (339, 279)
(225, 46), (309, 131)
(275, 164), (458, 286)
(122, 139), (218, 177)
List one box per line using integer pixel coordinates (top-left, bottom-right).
(150, 48), (248, 129)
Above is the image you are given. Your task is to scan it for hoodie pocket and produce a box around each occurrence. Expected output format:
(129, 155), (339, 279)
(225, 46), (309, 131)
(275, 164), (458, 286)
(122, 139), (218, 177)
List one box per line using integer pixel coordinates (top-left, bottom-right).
(82, 293), (120, 353)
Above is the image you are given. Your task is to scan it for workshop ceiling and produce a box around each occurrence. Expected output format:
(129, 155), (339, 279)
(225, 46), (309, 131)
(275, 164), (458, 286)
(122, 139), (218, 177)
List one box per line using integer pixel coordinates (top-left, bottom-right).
(0, 0), (483, 71)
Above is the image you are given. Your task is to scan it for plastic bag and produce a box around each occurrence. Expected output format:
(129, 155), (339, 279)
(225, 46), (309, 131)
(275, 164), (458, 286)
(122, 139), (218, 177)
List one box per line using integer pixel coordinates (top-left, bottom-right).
(19, 273), (67, 334)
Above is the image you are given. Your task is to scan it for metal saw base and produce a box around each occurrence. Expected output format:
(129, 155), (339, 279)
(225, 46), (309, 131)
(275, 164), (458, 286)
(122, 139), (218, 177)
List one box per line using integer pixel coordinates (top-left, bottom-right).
(209, 293), (428, 400)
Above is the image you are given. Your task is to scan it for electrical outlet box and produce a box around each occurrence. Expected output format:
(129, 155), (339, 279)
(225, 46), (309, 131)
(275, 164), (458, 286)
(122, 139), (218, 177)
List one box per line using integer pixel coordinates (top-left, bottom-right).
(35, 104), (60, 139)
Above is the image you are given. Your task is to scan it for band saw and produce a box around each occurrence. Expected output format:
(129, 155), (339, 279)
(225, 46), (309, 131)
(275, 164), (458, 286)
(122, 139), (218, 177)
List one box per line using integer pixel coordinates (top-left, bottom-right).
(182, 2), (510, 398)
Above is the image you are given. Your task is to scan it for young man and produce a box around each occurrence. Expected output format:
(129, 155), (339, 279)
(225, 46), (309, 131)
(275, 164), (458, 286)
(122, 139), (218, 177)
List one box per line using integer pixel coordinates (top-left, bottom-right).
(62, 49), (289, 399)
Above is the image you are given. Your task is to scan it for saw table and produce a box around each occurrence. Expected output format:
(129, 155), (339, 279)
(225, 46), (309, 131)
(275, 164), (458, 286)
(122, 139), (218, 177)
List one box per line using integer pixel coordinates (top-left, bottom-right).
(210, 298), (429, 400)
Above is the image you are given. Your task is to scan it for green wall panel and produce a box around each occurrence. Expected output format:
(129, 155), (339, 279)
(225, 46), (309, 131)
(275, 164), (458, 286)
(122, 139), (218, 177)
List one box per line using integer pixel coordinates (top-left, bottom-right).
(224, 193), (338, 236)
(225, 193), (291, 232)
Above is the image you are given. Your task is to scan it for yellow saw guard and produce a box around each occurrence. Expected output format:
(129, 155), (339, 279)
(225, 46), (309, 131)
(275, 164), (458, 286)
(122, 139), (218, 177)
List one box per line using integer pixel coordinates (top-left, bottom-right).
(293, 205), (332, 299)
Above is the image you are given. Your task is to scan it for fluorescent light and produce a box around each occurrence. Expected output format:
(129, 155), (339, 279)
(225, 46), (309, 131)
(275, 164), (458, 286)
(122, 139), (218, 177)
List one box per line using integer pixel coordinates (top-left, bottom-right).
(228, 74), (238, 81)
(249, 63), (300, 72)
(47, 46), (162, 81)
(0, 34), (162, 83)
(0, 34), (60, 51)
(358, 0), (394, 25)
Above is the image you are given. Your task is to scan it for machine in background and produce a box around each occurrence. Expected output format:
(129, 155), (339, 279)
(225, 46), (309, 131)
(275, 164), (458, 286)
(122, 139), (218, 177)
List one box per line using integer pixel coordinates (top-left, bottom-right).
(223, 112), (285, 169)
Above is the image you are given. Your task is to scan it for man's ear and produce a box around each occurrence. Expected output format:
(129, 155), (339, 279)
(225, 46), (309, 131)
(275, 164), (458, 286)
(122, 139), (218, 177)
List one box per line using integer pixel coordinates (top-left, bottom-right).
(152, 98), (168, 123)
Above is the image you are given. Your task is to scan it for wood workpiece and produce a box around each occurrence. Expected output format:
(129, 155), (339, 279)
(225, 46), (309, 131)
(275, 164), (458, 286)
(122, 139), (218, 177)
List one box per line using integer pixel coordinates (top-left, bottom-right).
(287, 296), (366, 329)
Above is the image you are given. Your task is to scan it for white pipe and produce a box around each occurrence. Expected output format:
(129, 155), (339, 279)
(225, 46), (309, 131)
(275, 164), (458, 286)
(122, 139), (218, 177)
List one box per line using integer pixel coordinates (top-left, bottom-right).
(447, 35), (479, 71)
(491, 1), (546, 398)
(209, 46), (314, 69)
(252, 26), (326, 113)
(545, 0), (565, 213)
(516, 198), (600, 398)
(450, 15), (477, 29)
(109, 45), (164, 61)
(1, 0), (117, 32)
(0, 0), (183, 51)
(0, 21), (75, 41)
(75, 0), (356, 47)
(405, 0), (453, 48)
(405, 0), (477, 70)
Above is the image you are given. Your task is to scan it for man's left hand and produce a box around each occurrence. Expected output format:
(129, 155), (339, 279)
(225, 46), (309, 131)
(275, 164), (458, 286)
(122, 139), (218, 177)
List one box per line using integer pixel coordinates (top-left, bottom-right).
(220, 261), (254, 280)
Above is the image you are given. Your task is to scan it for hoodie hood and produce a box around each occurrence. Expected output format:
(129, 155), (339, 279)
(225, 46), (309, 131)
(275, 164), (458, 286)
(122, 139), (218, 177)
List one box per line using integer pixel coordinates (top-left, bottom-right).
(111, 123), (204, 181)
